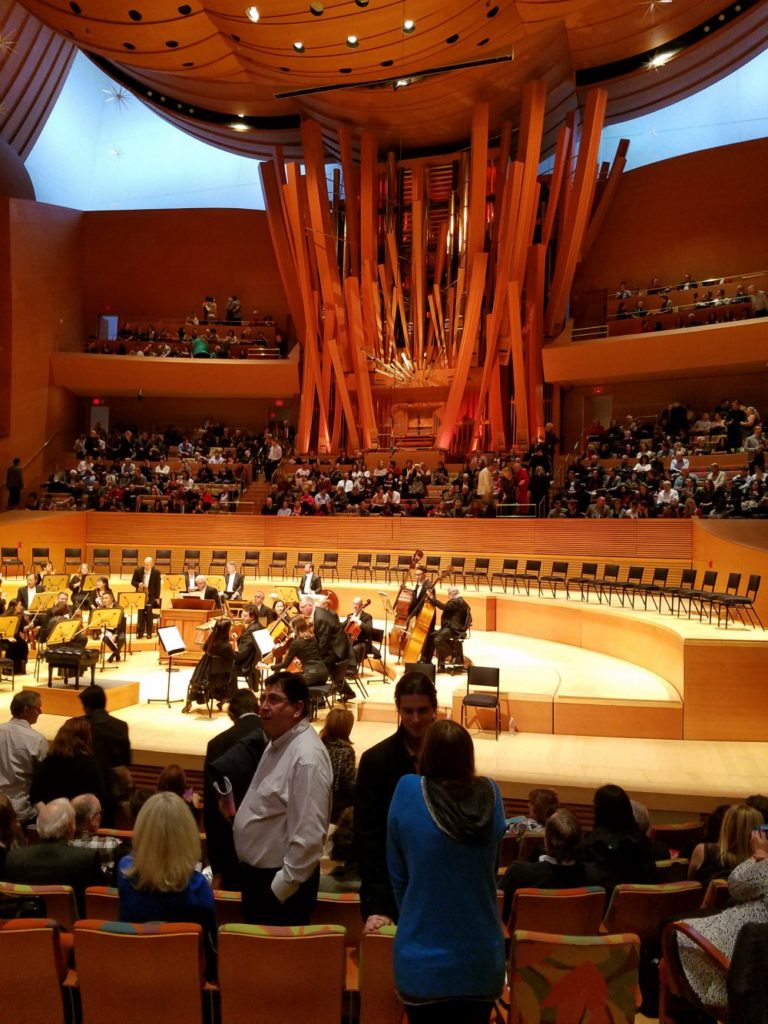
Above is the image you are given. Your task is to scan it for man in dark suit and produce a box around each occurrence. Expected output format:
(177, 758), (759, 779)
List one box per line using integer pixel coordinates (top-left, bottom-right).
(499, 809), (600, 923)
(193, 575), (222, 608)
(16, 573), (40, 611)
(251, 591), (276, 629)
(297, 562), (322, 596)
(221, 561), (245, 602)
(424, 585), (472, 670)
(407, 566), (431, 618)
(203, 689), (267, 890)
(5, 797), (103, 914)
(79, 683), (131, 827)
(299, 595), (355, 700)
(130, 556), (161, 639)
(231, 605), (263, 687)
(343, 597), (377, 666)
(354, 672), (437, 932)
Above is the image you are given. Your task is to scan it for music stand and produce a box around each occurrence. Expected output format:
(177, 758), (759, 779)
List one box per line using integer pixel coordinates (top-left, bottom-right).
(152, 626), (185, 707)
(89, 608), (124, 671)
(29, 593), (57, 614)
(46, 619), (83, 645)
(118, 591), (145, 655)
(0, 615), (20, 666)
(42, 575), (69, 593)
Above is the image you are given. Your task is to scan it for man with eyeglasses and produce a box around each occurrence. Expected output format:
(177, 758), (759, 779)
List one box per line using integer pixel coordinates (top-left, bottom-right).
(233, 671), (332, 924)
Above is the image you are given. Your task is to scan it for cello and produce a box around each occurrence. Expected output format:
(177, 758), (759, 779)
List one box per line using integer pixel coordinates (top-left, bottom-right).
(388, 550), (423, 656)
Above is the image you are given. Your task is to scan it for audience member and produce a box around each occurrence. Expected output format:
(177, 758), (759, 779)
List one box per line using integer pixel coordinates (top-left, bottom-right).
(0, 692), (47, 823)
(579, 783), (658, 892)
(0, 793), (23, 876)
(79, 684), (131, 827)
(30, 717), (105, 809)
(687, 803), (764, 888)
(70, 792), (121, 874)
(320, 707), (356, 824)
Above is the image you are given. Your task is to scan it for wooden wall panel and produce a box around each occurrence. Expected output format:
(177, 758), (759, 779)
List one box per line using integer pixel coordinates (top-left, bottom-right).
(0, 510), (87, 584)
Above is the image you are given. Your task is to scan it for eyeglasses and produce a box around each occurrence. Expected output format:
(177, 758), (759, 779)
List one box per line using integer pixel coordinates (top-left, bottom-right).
(261, 693), (290, 707)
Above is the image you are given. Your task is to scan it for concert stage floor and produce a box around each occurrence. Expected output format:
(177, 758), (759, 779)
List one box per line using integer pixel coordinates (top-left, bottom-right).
(25, 626), (768, 819)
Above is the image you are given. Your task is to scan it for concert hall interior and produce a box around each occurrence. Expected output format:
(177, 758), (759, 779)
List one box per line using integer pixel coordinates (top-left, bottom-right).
(1, 0), (768, 828)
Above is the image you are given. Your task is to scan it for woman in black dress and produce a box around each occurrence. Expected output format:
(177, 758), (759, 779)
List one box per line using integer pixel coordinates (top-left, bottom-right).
(182, 618), (235, 713)
(262, 615), (328, 687)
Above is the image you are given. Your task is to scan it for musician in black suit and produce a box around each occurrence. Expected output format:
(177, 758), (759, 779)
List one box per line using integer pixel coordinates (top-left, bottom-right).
(16, 573), (41, 611)
(251, 591), (276, 629)
(297, 562), (322, 596)
(221, 561), (245, 602)
(424, 586), (472, 670)
(298, 596), (351, 674)
(193, 575), (222, 608)
(130, 556), (162, 639)
(343, 597), (377, 666)
(407, 566), (431, 618)
(231, 605), (263, 686)
(181, 562), (198, 593)
(94, 590), (126, 662)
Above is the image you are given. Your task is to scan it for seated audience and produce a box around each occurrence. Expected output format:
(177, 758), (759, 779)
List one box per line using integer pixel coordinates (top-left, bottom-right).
(0, 793), (23, 877)
(687, 803), (764, 888)
(579, 783), (658, 892)
(505, 787), (559, 836)
(70, 792), (121, 874)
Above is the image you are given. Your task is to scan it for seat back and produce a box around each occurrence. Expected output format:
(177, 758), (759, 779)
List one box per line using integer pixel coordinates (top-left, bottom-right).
(466, 664), (500, 696)
(295, 551), (313, 565)
(74, 920), (205, 1024)
(358, 927), (404, 1024)
(321, 553), (339, 566)
(31, 547), (50, 561)
(654, 859), (690, 883)
(509, 930), (641, 1024)
(85, 886), (120, 920)
(404, 661), (436, 683)
(700, 570), (718, 592)
(650, 567), (669, 585)
(155, 549), (172, 569)
(723, 571), (742, 595)
(425, 555), (441, 572)
(472, 557), (490, 571)
(501, 558), (518, 573)
(242, 550), (260, 564)
(311, 892), (363, 948)
(93, 548), (111, 566)
(678, 568), (697, 589)
(701, 877), (730, 911)
(218, 924), (346, 1024)
(1, 546), (19, 558)
(270, 551), (287, 565)
(548, 561), (568, 577)
(648, 821), (704, 855)
(450, 556), (466, 570)
(64, 548), (82, 566)
(602, 564), (620, 582)
(522, 559), (541, 575)
(213, 889), (245, 927)
(374, 554), (390, 567)
(0, 882), (78, 931)
(745, 574), (761, 600)
(625, 565), (644, 585)
(210, 550), (228, 567)
(602, 881), (703, 944)
(0, 918), (68, 1024)
(121, 549), (139, 569)
(511, 887), (605, 935)
(356, 553), (372, 565)
(580, 562), (598, 578)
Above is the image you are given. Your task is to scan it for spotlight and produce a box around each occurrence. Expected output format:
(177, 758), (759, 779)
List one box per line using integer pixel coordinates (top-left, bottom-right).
(245, 5), (259, 22)
(403, 19), (415, 32)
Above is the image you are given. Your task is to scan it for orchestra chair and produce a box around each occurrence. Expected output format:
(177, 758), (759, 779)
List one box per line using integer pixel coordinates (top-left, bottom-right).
(0, 918), (70, 1024)
(595, 563), (621, 604)
(63, 548), (82, 572)
(716, 573), (763, 629)
(509, 887), (606, 935)
(241, 550), (260, 577)
(648, 821), (705, 857)
(665, 567), (697, 616)
(507, 930), (641, 1024)
(461, 666), (501, 739)
(448, 556), (466, 585)
(565, 562), (599, 601)
(615, 565), (645, 608)
(371, 553), (391, 581)
(74, 920), (206, 1024)
(1, 547), (24, 577)
(92, 548), (111, 573)
(701, 877), (730, 912)
(425, 555), (441, 575)
(154, 549), (172, 573)
(387, 554), (412, 585)
(183, 549), (201, 571)
(490, 558), (518, 593)
(538, 561), (569, 599)
(358, 927), (405, 1024)
(213, 890), (245, 928)
(209, 549), (228, 573)
(464, 557), (491, 590)
(403, 661), (435, 683)
(319, 552), (340, 581)
(119, 548), (139, 575)
(512, 559), (541, 596)
(635, 566), (671, 612)
(217, 924), (346, 1024)
(292, 551), (313, 576)
(350, 553), (373, 582)
(678, 569), (717, 620)
(655, 859), (690, 883)
(84, 886), (120, 921)
(658, 920), (729, 1024)
(31, 546), (50, 565)
(266, 551), (288, 579)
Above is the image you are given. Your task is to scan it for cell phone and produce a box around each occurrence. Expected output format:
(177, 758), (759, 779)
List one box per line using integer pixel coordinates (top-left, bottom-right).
(756, 825), (768, 833)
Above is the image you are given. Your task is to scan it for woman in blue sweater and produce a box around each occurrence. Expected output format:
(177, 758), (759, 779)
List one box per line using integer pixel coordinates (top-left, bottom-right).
(387, 719), (505, 1023)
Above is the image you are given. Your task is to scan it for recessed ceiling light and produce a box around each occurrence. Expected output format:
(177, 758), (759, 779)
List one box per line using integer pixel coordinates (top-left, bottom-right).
(245, 6), (260, 22)
(355, 0), (369, 7)
(403, 19), (415, 33)
(309, 1), (324, 13)
(293, 41), (305, 52)
(346, 35), (359, 47)
(647, 49), (675, 68)
(230, 122), (250, 132)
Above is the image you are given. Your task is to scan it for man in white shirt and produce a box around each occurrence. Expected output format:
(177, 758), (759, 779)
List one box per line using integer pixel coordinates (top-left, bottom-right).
(0, 692), (48, 822)
(298, 562), (322, 596)
(233, 672), (332, 924)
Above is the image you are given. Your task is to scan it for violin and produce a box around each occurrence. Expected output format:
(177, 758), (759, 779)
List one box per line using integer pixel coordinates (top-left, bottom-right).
(345, 598), (372, 640)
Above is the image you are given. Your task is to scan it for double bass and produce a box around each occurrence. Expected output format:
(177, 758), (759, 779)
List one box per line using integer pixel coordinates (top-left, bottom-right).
(388, 550), (423, 656)
(401, 566), (453, 664)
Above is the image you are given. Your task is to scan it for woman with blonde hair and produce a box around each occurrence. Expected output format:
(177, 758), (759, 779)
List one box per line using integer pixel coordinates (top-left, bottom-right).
(117, 791), (215, 972)
(688, 803), (764, 888)
(320, 707), (356, 822)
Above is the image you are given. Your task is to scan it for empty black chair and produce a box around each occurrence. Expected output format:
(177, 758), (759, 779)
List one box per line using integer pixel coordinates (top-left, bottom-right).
(539, 561), (569, 599)
(155, 549), (172, 572)
(350, 553), (373, 582)
(490, 558), (518, 593)
(242, 550), (260, 577)
(596, 563), (621, 605)
(293, 552), (313, 576)
(464, 558), (490, 590)
(63, 548), (82, 571)
(717, 574), (764, 630)
(404, 662), (436, 684)
(616, 565), (644, 608)
(668, 568), (698, 616)
(680, 570), (718, 620)
(319, 553), (339, 581)
(1, 547), (24, 577)
(566, 562), (599, 601)
(513, 560), (541, 596)
(372, 554), (391, 581)
(120, 549), (139, 574)
(92, 548), (111, 573)
(31, 547), (50, 565)
(425, 555), (441, 575)
(702, 572), (741, 626)
(635, 566), (670, 611)
(461, 666), (501, 740)
(267, 552), (288, 579)
(387, 554), (413, 584)
(448, 557), (466, 585)
(209, 550), (228, 572)
(184, 549), (201, 571)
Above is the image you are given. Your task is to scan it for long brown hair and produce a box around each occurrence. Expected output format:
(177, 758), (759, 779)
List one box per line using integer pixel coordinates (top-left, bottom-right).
(420, 720), (475, 783)
(0, 795), (23, 849)
(50, 717), (93, 758)
(320, 707), (354, 745)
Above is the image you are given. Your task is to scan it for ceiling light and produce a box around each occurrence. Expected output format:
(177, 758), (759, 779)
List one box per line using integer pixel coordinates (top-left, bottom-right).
(647, 49), (675, 68)
(245, 6), (259, 22)
(309, 1), (324, 13)
(394, 78), (411, 89)
(346, 35), (359, 47)
(293, 41), (305, 52)
(403, 19), (415, 33)
(230, 122), (250, 131)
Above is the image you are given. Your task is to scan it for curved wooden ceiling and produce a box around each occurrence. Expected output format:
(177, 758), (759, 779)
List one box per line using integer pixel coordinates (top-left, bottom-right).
(9, 0), (768, 159)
